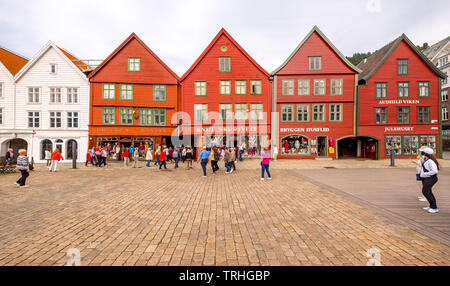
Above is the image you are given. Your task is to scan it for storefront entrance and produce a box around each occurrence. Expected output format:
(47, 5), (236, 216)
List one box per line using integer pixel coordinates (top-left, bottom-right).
(337, 137), (378, 160)
(317, 136), (328, 157)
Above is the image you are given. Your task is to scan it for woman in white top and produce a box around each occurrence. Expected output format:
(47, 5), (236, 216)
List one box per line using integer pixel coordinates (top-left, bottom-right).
(44, 149), (51, 167)
(418, 147), (440, 213)
(412, 146), (427, 202)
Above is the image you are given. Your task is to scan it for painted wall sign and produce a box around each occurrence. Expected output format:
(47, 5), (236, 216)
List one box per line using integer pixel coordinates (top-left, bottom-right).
(280, 127), (330, 133)
(384, 126), (414, 132)
(191, 125), (269, 135)
(378, 99), (420, 105)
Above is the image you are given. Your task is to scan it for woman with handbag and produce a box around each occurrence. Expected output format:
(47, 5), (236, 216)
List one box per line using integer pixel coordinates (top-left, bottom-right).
(418, 147), (440, 214)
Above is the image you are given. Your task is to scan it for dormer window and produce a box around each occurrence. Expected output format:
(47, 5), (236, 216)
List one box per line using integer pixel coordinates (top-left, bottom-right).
(50, 63), (57, 74)
(309, 57), (321, 71)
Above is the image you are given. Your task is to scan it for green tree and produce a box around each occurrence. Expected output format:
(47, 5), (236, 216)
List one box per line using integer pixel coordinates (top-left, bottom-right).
(346, 52), (371, 66)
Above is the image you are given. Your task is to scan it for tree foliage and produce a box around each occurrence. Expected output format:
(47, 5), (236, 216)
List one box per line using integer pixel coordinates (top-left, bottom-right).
(346, 52), (371, 66)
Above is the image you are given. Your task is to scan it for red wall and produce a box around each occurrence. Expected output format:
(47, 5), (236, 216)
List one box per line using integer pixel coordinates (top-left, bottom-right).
(359, 40), (441, 158)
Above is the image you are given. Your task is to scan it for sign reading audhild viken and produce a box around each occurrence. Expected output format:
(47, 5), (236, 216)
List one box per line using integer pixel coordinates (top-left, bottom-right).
(378, 99), (420, 105)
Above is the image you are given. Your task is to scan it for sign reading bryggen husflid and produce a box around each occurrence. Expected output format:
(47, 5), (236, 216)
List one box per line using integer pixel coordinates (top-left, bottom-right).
(357, 34), (447, 159)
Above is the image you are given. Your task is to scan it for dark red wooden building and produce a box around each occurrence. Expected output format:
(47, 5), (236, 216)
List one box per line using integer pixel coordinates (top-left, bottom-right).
(180, 28), (271, 157)
(358, 34), (447, 159)
(272, 26), (361, 160)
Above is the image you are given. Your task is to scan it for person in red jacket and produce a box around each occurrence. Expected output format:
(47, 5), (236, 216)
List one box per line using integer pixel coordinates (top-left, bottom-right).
(123, 147), (130, 167)
(49, 148), (64, 172)
(159, 148), (167, 170)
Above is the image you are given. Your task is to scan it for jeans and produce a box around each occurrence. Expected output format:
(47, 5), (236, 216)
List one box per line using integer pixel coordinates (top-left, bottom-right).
(16, 170), (29, 186)
(225, 162), (231, 172)
(146, 160), (152, 167)
(159, 161), (167, 169)
(201, 159), (208, 176)
(154, 155), (160, 166)
(174, 158), (179, 168)
(239, 152), (243, 162)
(422, 176), (438, 209)
(211, 160), (219, 173)
(261, 164), (271, 179)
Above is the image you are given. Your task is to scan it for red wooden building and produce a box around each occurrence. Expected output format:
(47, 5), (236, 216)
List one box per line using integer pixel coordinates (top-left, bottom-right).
(272, 26), (361, 160)
(180, 28), (271, 157)
(358, 34), (447, 159)
(88, 33), (180, 153)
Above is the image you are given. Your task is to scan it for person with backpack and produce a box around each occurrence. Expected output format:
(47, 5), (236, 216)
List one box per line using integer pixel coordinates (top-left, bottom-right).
(49, 148), (63, 172)
(15, 149), (30, 188)
(260, 148), (272, 181)
(418, 147), (440, 214)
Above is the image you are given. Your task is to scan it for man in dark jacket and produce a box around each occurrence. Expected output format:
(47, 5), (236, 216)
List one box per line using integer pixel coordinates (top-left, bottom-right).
(5, 148), (14, 163)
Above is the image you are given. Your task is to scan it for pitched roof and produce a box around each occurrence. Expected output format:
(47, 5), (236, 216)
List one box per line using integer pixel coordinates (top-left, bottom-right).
(0, 46), (28, 76)
(57, 46), (91, 71)
(423, 36), (450, 60)
(272, 26), (361, 75)
(357, 34), (447, 82)
(180, 28), (270, 81)
(88, 33), (179, 81)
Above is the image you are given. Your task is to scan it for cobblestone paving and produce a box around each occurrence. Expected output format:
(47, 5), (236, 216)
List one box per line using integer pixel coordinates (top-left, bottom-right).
(0, 160), (449, 266)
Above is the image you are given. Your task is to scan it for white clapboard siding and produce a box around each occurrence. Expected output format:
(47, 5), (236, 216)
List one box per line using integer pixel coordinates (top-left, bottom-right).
(0, 61), (15, 130)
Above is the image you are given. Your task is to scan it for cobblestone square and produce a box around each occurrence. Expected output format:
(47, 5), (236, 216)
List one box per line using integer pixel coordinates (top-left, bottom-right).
(0, 159), (449, 266)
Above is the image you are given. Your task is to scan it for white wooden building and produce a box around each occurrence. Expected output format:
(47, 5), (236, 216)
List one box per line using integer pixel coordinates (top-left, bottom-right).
(8, 41), (90, 163)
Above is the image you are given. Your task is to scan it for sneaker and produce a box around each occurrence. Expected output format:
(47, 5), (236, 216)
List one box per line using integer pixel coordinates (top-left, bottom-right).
(20, 185), (29, 188)
(418, 197), (427, 202)
(202, 176), (207, 178)
(427, 208), (439, 214)
(423, 207), (431, 211)
(225, 171), (230, 174)
(14, 182), (20, 186)
(267, 177), (272, 180)
(230, 169), (234, 173)
(261, 178), (264, 181)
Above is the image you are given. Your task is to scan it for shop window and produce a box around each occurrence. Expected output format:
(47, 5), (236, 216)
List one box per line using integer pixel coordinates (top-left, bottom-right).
(282, 135), (310, 155)
(385, 136), (402, 155)
(281, 104), (294, 122)
(375, 107), (387, 124)
(298, 79), (310, 96)
(375, 83), (387, 98)
(397, 106), (410, 124)
(417, 106), (431, 124)
(282, 80), (294, 96)
(420, 135), (437, 151)
(402, 136), (419, 155)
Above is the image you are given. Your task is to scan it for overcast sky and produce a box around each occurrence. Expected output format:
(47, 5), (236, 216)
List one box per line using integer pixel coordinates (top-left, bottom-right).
(1, 0), (449, 76)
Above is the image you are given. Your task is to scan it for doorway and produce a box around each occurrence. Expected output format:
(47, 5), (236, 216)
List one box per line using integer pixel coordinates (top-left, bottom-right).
(317, 136), (328, 157)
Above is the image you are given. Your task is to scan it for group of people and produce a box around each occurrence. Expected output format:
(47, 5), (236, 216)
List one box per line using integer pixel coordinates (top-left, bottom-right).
(413, 146), (440, 214)
(85, 146), (109, 167)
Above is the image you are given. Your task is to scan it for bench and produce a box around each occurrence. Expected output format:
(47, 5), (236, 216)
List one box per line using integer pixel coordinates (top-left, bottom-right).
(0, 161), (17, 174)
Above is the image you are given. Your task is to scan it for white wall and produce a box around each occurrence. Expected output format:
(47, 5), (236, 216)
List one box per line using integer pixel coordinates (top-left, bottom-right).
(0, 61), (15, 130)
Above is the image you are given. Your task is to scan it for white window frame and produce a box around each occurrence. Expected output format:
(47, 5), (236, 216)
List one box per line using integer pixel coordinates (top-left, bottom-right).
(28, 111), (40, 128)
(49, 87), (62, 103)
(67, 87), (79, 104)
(49, 111), (62, 128)
(49, 63), (57, 74)
(67, 111), (79, 128)
(298, 79), (310, 96)
(282, 79), (294, 96)
(0, 82), (4, 98)
(220, 81), (231, 95)
(441, 89), (448, 102)
(331, 79), (343, 96)
(0, 107), (3, 125)
(194, 104), (208, 122)
(235, 81), (247, 95)
(314, 79), (326, 95)
(443, 107), (449, 121)
(28, 87), (40, 103)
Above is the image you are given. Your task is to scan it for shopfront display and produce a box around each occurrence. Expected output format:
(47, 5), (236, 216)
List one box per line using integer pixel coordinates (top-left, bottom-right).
(281, 135), (310, 155)
(385, 135), (437, 156)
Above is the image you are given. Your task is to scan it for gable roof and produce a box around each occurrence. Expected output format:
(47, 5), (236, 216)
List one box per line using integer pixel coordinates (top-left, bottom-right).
(272, 26), (361, 75)
(14, 41), (89, 81)
(57, 46), (91, 71)
(358, 34), (447, 82)
(88, 33), (179, 81)
(180, 28), (270, 81)
(0, 46), (28, 76)
(423, 36), (450, 61)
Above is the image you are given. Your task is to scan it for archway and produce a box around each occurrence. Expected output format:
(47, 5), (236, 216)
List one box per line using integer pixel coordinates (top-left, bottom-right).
(41, 139), (53, 160)
(55, 139), (63, 154)
(66, 139), (78, 160)
(337, 136), (379, 160)
(1, 138), (28, 161)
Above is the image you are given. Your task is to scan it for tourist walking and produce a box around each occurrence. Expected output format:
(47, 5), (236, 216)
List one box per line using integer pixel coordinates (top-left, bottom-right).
(185, 146), (194, 169)
(98, 148), (108, 167)
(159, 148), (167, 169)
(95, 146), (102, 166)
(198, 146), (210, 178)
(260, 148), (272, 180)
(211, 147), (219, 174)
(85, 150), (94, 167)
(123, 147), (130, 167)
(145, 148), (153, 167)
(412, 147), (427, 202)
(154, 146), (161, 166)
(224, 147), (232, 174)
(182, 146), (187, 163)
(173, 147), (180, 169)
(15, 149), (30, 188)
(44, 148), (52, 166)
(228, 148), (236, 172)
(49, 148), (63, 172)
(132, 148), (140, 168)
(419, 147), (440, 213)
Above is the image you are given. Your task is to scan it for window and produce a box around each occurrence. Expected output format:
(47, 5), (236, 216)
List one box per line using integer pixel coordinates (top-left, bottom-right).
(103, 83), (115, 99)
(417, 106), (431, 123)
(330, 79), (343, 95)
(282, 80), (294, 96)
(220, 81), (231, 95)
(140, 108), (153, 125)
(329, 104), (343, 121)
(219, 103), (233, 121)
(281, 104), (294, 122)
(120, 107), (133, 125)
(67, 112), (79, 128)
(297, 104), (309, 122)
(385, 136), (402, 155)
(28, 87), (40, 103)
(312, 104), (325, 121)
(153, 109), (166, 126)
(250, 80), (262, 95)
(102, 107), (115, 125)
(250, 103), (263, 121)
(397, 107), (410, 124)
(128, 58), (140, 71)
(313, 79), (326, 95)
(386, 135), (437, 156)
(49, 111), (62, 128)
(195, 81), (207, 96)
(442, 89), (448, 102)
(0, 108), (2, 125)
(443, 107), (449, 121)
(67, 88), (78, 103)
(219, 57), (230, 72)
(443, 72), (448, 85)
(194, 104), (208, 121)
(281, 135), (310, 155)
(402, 136), (419, 155)
(397, 59), (408, 75)
(235, 103), (248, 121)
(0, 83), (3, 97)
(309, 57), (321, 71)
(375, 107), (388, 124)
(235, 81), (247, 95)
(153, 85), (166, 101)
(298, 80), (310, 96)
(49, 87), (62, 103)
(418, 82), (429, 97)
(376, 83), (388, 98)
(50, 63), (56, 74)
(420, 136), (437, 151)
(439, 56), (448, 67)
(398, 82), (409, 98)
(28, 112), (40, 128)
(120, 84), (133, 100)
